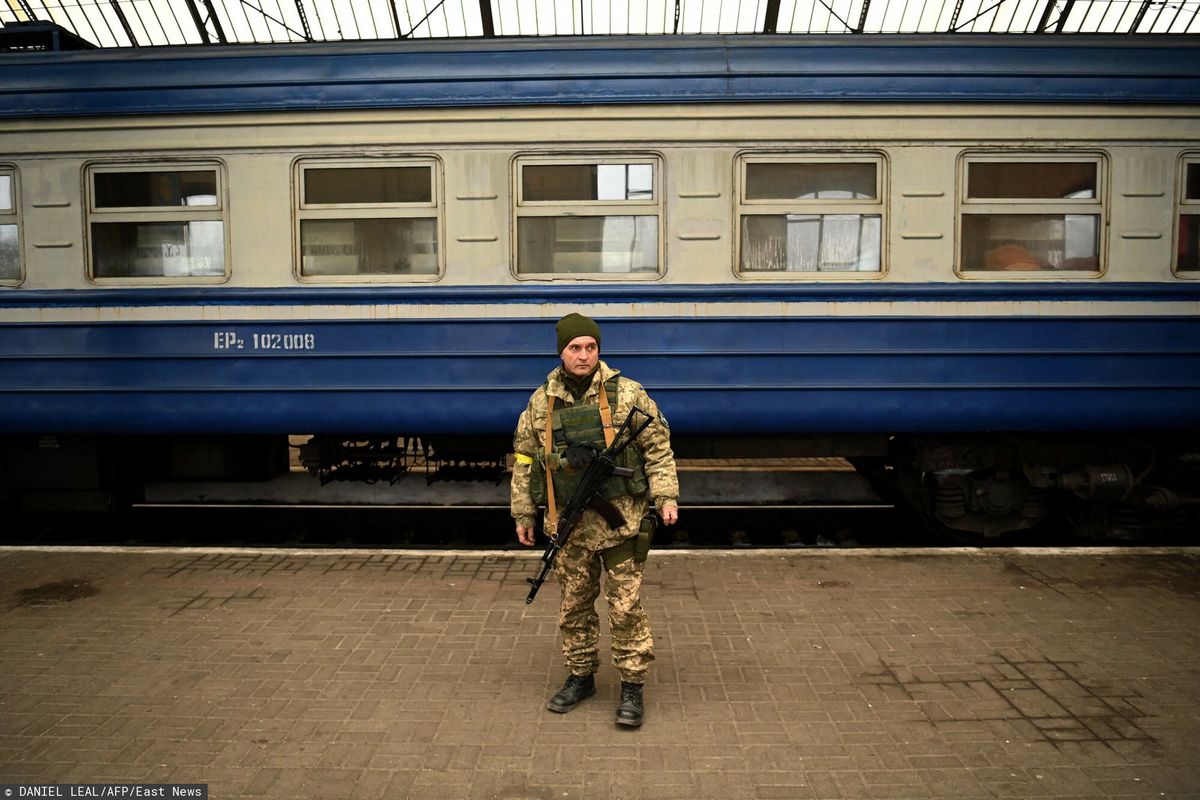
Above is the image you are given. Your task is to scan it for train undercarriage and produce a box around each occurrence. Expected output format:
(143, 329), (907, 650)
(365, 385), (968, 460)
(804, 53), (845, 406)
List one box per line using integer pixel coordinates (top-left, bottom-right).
(856, 435), (1200, 544)
(1, 432), (1197, 545)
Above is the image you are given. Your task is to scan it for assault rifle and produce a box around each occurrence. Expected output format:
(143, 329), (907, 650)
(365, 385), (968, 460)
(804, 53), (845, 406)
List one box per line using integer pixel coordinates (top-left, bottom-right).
(525, 406), (655, 604)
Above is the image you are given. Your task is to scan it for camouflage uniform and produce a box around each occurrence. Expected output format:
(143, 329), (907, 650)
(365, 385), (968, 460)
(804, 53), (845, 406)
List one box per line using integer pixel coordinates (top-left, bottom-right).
(512, 360), (678, 683)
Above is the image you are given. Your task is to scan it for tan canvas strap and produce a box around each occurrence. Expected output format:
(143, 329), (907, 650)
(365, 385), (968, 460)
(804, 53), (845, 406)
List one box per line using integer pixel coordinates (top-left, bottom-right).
(598, 381), (616, 447)
(544, 395), (558, 531)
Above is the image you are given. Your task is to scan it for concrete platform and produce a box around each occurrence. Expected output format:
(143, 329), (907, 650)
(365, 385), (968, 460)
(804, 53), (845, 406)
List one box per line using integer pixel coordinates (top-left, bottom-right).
(1, 545), (1198, 799)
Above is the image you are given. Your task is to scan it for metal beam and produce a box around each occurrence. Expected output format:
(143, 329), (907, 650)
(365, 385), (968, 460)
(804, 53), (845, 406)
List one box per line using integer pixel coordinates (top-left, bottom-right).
(1053, 0), (1075, 31)
(762, 0), (782, 32)
(107, 0), (139, 45)
(201, 0), (227, 42)
(948, 0), (967, 29)
(13, 0), (36, 19)
(856, 0), (873, 31)
(386, 0), (400, 38)
(182, 0), (227, 44)
(1129, 0), (1154, 31)
(398, 0), (450, 36)
(479, 0), (494, 36)
(291, 0), (312, 39)
(1035, 0), (1057, 30)
(182, 0), (212, 44)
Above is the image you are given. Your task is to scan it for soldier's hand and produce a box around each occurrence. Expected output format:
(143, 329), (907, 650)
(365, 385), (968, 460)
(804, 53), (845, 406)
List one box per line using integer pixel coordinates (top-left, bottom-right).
(563, 442), (601, 469)
(659, 505), (678, 526)
(517, 526), (536, 546)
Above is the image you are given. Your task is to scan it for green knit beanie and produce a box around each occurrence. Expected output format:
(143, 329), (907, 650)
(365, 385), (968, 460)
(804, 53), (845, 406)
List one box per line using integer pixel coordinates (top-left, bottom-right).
(556, 313), (601, 355)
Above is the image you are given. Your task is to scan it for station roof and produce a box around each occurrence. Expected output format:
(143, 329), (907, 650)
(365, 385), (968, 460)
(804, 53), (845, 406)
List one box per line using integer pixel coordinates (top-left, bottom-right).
(1, 0), (1197, 50)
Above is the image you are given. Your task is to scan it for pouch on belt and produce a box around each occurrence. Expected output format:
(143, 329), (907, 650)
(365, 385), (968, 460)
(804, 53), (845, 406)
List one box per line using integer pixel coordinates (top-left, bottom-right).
(601, 514), (657, 570)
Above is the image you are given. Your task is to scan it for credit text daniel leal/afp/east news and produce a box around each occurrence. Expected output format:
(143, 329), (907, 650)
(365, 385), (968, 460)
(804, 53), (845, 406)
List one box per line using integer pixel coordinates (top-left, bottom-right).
(2, 786), (207, 798)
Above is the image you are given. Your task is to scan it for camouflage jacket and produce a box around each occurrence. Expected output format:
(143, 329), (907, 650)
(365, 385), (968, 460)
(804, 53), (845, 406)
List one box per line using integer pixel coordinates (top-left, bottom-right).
(511, 360), (679, 551)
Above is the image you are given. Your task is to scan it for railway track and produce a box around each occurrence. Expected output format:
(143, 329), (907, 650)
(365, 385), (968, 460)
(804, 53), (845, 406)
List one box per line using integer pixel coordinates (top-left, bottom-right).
(9, 503), (1183, 549)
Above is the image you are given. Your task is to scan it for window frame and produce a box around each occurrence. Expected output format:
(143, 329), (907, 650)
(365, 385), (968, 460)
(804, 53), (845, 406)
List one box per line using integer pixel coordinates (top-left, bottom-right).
(511, 153), (665, 281)
(0, 164), (22, 286)
(84, 160), (230, 285)
(733, 151), (888, 281)
(292, 155), (444, 284)
(1173, 152), (1200, 278)
(955, 152), (1107, 279)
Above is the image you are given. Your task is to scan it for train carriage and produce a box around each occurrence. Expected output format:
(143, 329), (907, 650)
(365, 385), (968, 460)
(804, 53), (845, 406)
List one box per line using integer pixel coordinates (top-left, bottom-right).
(1, 32), (1198, 541)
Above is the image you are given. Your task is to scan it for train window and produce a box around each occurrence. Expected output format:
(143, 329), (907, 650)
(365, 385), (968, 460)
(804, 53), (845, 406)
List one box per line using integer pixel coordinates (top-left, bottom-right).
(295, 160), (440, 279)
(736, 156), (884, 275)
(86, 164), (227, 281)
(0, 168), (18, 283)
(94, 170), (218, 209)
(304, 166), (432, 205)
(514, 157), (661, 277)
(1176, 159), (1200, 274)
(959, 156), (1104, 275)
(967, 162), (1096, 200)
(522, 164), (654, 202)
(745, 163), (877, 201)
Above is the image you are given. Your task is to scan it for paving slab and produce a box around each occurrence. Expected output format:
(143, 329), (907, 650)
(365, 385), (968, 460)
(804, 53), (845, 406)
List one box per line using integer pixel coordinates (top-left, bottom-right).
(1, 546), (1199, 799)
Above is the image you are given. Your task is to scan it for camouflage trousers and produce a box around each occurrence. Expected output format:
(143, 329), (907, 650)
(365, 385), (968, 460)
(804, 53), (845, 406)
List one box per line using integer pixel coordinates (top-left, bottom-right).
(554, 538), (654, 684)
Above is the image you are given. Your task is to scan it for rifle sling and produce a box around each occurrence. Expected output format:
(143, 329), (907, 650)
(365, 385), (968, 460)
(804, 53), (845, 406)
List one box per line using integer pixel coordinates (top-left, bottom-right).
(598, 380), (616, 447)
(545, 395), (558, 531)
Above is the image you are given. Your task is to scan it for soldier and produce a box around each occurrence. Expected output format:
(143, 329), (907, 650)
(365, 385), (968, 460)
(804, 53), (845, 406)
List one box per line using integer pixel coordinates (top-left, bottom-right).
(512, 312), (679, 728)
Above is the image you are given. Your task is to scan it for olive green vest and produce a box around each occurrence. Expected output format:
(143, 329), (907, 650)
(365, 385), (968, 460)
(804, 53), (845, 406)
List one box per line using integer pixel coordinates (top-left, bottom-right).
(530, 376), (649, 507)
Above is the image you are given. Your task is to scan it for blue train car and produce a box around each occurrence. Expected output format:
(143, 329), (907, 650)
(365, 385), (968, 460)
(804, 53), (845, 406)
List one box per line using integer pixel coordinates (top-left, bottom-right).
(1, 34), (1198, 539)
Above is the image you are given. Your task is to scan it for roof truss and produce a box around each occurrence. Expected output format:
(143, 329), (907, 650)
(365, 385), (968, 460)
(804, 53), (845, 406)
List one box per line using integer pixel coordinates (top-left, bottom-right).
(2, 0), (1197, 49)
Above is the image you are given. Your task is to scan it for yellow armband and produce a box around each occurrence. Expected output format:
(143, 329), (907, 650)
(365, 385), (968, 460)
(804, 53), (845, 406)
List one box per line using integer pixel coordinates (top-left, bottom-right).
(514, 453), (534, 465)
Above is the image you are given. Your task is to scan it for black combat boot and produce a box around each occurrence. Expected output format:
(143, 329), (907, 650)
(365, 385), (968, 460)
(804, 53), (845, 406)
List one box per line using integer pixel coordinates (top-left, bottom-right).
(615, 681), (644, 727)
(547, 673), (596, 713)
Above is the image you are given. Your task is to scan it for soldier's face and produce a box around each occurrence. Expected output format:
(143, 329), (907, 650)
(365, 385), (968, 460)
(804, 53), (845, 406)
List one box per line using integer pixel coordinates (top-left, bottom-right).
(561, 336), (599, 378)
